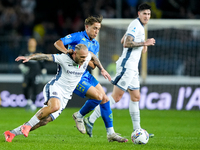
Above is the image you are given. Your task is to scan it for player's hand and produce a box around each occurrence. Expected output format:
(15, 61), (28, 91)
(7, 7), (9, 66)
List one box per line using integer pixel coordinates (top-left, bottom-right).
(15, 56), (30, 63)
(145, 38), (155, 46)
(101, 69), (111, 81)
(66, 49), (74, 54)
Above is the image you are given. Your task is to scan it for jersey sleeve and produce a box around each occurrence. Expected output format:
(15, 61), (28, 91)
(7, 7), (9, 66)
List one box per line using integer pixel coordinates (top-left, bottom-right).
(126, 20), (139, 40)
(52, 53), (66, 65)
(60, 32), (81, 46)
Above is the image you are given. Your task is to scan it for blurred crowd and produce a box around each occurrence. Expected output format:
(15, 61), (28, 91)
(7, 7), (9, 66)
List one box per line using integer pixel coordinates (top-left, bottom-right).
(0, 0), (200, 39)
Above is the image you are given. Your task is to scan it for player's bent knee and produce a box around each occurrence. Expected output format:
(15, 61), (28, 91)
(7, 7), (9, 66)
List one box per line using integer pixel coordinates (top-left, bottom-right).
(92, 91), (103, 100)
(50, 105), (60, 113)
(112, 95), (123, 103)
(101, 94), (109, 103)
(131, 95), (140, 102)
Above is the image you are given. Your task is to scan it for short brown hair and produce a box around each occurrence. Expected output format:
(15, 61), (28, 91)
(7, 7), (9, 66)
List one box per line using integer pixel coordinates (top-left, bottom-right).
(85, 15), (103, 26)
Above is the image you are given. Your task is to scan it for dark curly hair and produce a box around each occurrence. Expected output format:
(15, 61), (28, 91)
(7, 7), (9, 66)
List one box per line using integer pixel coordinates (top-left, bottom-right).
(138, 3), (151, 11)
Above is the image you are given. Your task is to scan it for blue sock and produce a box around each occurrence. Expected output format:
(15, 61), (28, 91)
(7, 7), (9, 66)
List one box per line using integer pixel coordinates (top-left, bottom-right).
(80, 99), (101, 116)
(100, 101), (113, 128)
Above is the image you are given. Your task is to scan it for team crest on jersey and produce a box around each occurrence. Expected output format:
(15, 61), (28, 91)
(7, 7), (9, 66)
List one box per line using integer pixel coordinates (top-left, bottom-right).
(52, 92), (58, 95)
(66, 34), (72, 38)
(82, 38), (86, 41)
(132, 27), (136, 32)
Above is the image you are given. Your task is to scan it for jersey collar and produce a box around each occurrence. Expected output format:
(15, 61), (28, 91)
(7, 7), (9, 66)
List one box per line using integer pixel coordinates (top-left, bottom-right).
(83, 30), (95, 42)
(137, 18), (144, 27)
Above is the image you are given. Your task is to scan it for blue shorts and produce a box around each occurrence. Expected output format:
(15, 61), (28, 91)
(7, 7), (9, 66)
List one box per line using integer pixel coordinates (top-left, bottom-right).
(73, 73), (99, 98)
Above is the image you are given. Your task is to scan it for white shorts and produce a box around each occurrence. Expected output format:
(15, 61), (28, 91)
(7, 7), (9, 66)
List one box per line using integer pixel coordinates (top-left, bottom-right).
(111, 63), (140, 91)
(43, 83), (69, 120)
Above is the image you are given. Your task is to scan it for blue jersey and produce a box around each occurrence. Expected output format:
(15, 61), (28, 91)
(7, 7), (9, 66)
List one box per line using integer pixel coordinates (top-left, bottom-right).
(60, 31), (100, 98)
(61, 30), (99, 56)
(60, 30), (99, 77)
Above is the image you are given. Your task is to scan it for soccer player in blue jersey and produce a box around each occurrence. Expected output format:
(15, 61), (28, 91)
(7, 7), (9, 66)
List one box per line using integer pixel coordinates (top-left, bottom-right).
(54, 15), (128, 142)
(8, 16), (127, 143)
(84, 3), (156, 138)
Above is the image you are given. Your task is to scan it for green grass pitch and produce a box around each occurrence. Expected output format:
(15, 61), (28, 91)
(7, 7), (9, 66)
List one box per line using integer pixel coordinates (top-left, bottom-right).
(0, 107), (200, 150)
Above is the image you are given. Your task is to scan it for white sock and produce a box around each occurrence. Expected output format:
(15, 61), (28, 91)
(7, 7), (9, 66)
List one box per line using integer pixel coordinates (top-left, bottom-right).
(11, 125), (23, 136)
(26, 115), (40, 127)
(76, 111), (83, 118)
(106, 127), (115, 135)
(109, 95), (116, 105)
(129, 101), (141, 130)
(89, 105), (101, 124)
(89, 95), (116, 124)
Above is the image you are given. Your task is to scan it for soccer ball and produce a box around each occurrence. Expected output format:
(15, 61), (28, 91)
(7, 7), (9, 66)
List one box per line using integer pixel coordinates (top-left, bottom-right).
(131, 129), (149, 144)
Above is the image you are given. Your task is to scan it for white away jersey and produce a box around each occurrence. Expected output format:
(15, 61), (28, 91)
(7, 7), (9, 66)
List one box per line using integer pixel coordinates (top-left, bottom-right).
(48, 53), (91, 99)
(117, 18), (145, 70)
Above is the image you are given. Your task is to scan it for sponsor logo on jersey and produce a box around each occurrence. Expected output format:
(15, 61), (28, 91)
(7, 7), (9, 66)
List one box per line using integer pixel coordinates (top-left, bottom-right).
(66, 34), (72, 38)
(67, 70), (84, 76)
(82, 81), (87, 85)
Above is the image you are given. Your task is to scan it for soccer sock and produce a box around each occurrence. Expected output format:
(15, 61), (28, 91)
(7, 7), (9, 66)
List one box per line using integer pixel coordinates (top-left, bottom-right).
(79, 99), (102, 116)
(76, 111), (84, 118)
(10, 125), (23, 136)
(106, 127), (115, 135)
(100, 101), (114, 135)
(89, 95), (116, 124)
(25, 115), (40, 127)
(109, 95), (117, 105)
(129, 101), (141, 130)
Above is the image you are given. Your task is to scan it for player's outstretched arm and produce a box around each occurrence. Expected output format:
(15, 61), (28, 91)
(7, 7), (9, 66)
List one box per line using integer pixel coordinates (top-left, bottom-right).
(90, 52), (111, 81)
(15, 53), (53, 63)
(123, 35), (155, 48)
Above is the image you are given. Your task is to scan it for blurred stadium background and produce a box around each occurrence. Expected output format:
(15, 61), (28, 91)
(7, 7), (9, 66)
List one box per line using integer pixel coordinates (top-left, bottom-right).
(0, 0), (200, 110)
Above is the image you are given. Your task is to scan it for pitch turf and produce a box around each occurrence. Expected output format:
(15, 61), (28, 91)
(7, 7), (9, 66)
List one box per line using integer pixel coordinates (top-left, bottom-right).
(0, 107), (200, 150)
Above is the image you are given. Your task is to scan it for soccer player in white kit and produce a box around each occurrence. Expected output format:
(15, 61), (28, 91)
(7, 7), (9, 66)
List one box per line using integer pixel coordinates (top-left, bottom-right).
(4, 44), (104, 142)
(84, 3), (156, 137)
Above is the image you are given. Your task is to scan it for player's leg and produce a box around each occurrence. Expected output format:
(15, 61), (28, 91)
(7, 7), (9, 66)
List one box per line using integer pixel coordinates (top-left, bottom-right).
(128, 89), (141, 130)
(73, 83), (103, 134)
(84, 62), (126, 135)
(128, 89), (154, 138)
(74, 73), (106, 118)
(30, 115), (53, 131)
(5, 115), (53, 142)
(86, 85), (124, 126)
(99, 92), (128, 142)
(4, 98), (60, 142)
(85, 85), (125, 137)
(79, 83), (104, 115)
(21, 97), (61, 137)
